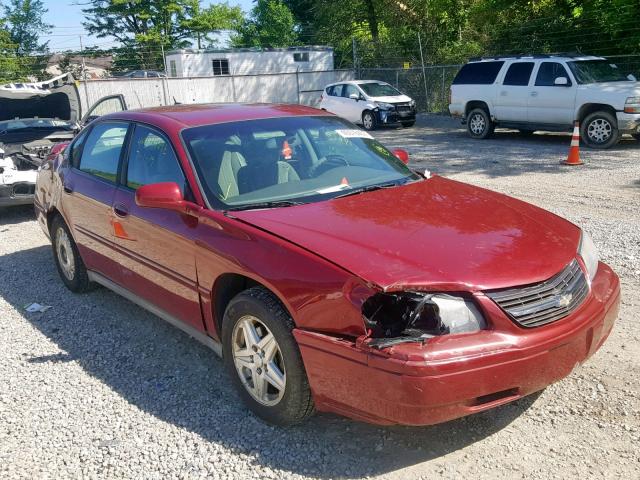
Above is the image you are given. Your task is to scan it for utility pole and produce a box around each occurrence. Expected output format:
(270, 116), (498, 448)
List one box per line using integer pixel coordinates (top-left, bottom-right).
(160, 42), (169, 106)
(352, 37), (358, 78)
(79, 35), (90, 115)
(418, 32), (429, 112)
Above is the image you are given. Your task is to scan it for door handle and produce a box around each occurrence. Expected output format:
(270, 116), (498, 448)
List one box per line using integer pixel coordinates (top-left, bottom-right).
(113, 204), (129, 218)
(530, 91), (538, 97)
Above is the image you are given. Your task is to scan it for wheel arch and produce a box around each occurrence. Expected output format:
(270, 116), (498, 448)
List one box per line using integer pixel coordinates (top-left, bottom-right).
(465, 100), (491, 118)
(211, 272), (292, 337)
(576, 103), (617, 124)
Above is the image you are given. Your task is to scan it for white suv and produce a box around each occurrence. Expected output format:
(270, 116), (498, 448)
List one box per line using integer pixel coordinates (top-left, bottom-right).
(449, 55), (640, 149)
(319, 80), (416, 130)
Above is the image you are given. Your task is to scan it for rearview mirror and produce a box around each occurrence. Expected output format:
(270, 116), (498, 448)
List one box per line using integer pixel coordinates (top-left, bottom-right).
(554, 76), (569, 86)
(392, 148), (410, 164)
(135, 182), (188, 212)
(349, 93), (359, 101)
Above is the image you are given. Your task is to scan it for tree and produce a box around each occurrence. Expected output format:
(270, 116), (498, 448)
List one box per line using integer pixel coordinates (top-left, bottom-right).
(2, 0), (52, 56)
(233, 0), (298, 48)
(0, 20), (22, 81)
(183, 2), (243, 49)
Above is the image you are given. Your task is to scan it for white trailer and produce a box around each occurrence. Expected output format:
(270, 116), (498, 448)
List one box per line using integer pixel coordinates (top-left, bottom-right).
(165, 46), (334, 78)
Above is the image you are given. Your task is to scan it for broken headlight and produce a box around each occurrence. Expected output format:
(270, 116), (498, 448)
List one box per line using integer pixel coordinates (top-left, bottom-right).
(362, 292), (486, 348)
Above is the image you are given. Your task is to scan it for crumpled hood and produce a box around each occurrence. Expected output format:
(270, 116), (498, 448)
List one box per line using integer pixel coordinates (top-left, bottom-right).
(232, 177), (581, 291)
(368, 94), (413, 104)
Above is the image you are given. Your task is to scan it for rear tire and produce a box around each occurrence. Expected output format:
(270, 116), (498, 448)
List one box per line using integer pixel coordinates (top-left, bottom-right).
(401, 121), (415, 128)
(50, 215), (93, 293)
(581, 111), (620, 149)
(222, 287), (314, 426)
(466, 108), (494, 139)
(362, 110), (377, 131)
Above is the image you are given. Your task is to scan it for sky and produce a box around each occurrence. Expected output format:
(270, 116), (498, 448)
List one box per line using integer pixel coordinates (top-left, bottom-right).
(40, 0), (254, 51)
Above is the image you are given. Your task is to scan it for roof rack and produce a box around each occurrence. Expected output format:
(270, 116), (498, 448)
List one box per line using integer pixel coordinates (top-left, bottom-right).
(468, 53), (595, 62)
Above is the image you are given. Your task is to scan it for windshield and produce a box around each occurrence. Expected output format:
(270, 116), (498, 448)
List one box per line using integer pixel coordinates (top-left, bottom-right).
(182, 116), (420, 210)
(0, 118), (74, 133)
(567, 60), (631, 84)
(359, 82), (402, 97)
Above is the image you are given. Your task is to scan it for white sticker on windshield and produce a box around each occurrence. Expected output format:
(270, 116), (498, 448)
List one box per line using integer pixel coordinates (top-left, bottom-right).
(335, 129), (374, 139)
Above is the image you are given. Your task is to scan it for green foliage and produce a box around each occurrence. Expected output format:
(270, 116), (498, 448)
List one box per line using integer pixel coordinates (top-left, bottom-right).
(232, 0), (298, 48)
(2, 0), (51, 56)
(0, 20), (22, 81)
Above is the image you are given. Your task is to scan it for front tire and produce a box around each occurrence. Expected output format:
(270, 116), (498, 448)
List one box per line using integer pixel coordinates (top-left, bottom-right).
(50, 215), (92, 293)
(581, 111), (620, 149)
(222, 287), (314, 426)
(362, 110), (377, 131)
(466, 108), (494, 139)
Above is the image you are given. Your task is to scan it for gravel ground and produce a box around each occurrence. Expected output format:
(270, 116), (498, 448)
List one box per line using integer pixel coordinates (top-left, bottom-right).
(1, 115), (639, 479)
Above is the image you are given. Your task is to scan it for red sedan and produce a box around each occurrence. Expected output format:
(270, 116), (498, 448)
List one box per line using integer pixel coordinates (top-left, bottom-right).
(34, 104), (620, 426)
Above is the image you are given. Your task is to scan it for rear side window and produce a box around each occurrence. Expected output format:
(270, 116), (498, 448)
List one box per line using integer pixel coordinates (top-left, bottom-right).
(126, 125), (185, 193)
(453, 62), (505, 85)
(79, 122), (128, 182)
(535, 62), (572, 86)
(330, 84), (344, 97)
(503, 62), (534, 86)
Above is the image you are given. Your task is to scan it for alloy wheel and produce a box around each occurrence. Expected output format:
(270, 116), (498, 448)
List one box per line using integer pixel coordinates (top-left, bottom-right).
(363, 113), (374, 130)
(587, 118), (612, 144)
(231, 315), (286, 406)
(55, 227), (75, 281)
(469, 113), (486, 135)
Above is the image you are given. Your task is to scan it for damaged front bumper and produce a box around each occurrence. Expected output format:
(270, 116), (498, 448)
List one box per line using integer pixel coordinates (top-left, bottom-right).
(294, 263), (620, 426)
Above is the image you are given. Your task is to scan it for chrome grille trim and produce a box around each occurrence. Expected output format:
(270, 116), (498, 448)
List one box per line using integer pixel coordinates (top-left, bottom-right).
(486, 260), (589, 328)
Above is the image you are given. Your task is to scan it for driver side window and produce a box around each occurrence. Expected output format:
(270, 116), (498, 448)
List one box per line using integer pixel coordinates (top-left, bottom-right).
(342, 84), (359, 98)
(125, 125), (186, 193)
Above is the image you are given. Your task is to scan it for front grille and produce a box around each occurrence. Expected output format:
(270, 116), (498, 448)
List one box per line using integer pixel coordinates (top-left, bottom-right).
(395, 103), (412, 112)
(486, 260), (589, 328)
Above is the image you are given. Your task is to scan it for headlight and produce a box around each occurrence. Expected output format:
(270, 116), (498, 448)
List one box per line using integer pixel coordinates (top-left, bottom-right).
(362, 292), (486, 348)
(409, 99), (416, 107)
(376, 102), (395, 110)
(578, 230), (599, 283)
(625, 97), (640, 114)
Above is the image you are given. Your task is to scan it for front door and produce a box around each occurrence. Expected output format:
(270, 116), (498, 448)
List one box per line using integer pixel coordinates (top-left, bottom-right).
(527, 62), (576, 125)
(60, 121), (130, 282)
(111, 123), (204, 331)
(494, 62), (534, 122)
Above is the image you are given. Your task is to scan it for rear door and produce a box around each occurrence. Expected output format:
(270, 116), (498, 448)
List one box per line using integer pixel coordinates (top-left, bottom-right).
(110, 123), (204, 331)
(60, 121), (130, 282)
(494, 61), (534, 121)
(324, 84), (347, 117)
(528, 61), (576, 125)
(80, 95), (128, 127)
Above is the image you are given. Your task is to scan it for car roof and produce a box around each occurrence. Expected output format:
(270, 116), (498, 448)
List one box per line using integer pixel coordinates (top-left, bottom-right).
(100, 103), (332, 129)
(325, 80), (389, 87)
(468, 54), (605, 63)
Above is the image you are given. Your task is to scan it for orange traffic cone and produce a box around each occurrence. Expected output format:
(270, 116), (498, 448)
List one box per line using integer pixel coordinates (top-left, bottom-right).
(562, 122), (583, 166)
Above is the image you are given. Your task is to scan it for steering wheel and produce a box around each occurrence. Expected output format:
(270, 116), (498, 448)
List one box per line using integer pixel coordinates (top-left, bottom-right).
(309, 154), (349, 176)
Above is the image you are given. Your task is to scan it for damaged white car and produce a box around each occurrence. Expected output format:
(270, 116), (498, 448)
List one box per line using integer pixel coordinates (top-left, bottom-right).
(0, 73), (126, 206)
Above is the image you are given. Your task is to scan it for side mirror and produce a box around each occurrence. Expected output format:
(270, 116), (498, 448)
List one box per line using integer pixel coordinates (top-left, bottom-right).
(392, 148), (410, 165)
(628, 74), (637, 82)
(349, 93), (359, 101)
(554, 76), (569, 86)
(135, 182), (187, 212)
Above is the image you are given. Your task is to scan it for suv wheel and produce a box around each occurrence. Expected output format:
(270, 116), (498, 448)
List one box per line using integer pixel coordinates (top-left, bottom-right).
(362, 110), (377, 131)
(222, 287), (314, 426)
(467, 108), (494, 139)
(581, 111), (620, 149)
(50, 215), (93, 293)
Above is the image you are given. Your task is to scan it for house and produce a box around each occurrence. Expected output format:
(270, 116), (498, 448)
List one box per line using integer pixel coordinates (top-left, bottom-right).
(165, 46), (334, 78)
(46, 53), (113, 79)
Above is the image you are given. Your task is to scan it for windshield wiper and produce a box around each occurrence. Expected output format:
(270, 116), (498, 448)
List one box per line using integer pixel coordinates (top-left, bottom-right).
(224, 200), (306, 212)
(333, 181), (400, 199)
